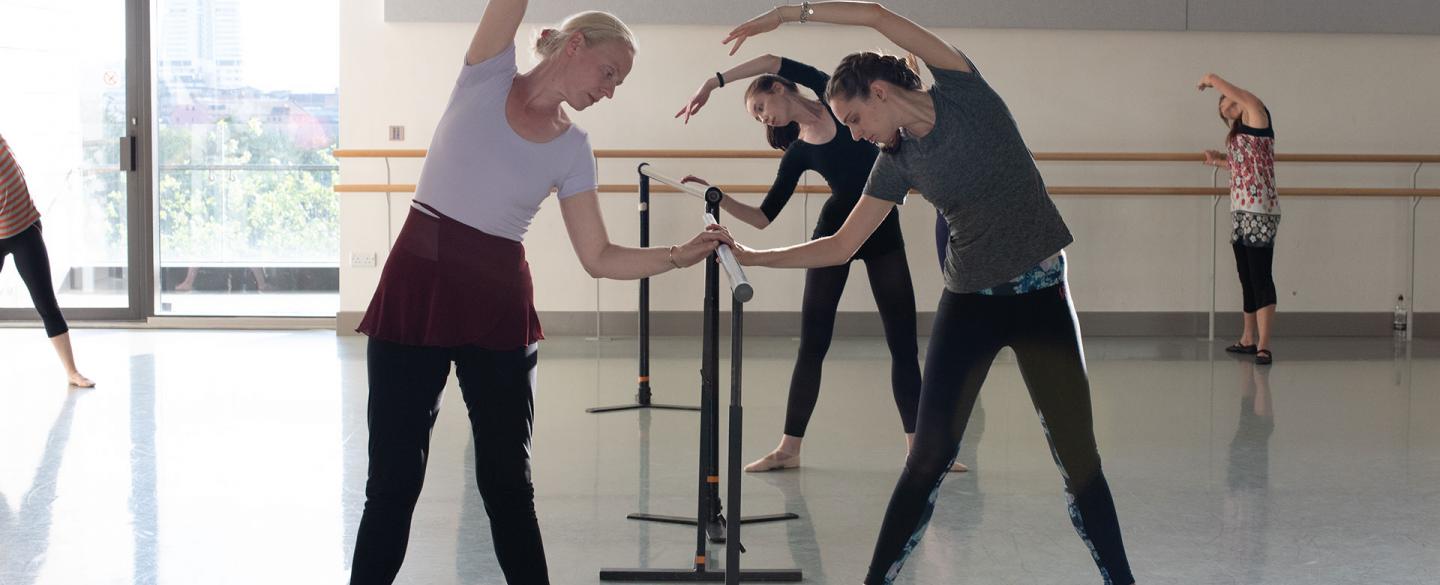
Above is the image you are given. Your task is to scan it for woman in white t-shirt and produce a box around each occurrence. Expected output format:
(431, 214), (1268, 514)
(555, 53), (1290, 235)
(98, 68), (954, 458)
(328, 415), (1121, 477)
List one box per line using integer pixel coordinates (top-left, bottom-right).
(349, 3), (731, 583)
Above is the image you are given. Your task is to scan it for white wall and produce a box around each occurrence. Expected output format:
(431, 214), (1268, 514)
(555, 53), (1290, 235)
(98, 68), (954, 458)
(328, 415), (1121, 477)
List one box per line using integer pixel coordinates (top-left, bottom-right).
(340, 0), (1440, 321)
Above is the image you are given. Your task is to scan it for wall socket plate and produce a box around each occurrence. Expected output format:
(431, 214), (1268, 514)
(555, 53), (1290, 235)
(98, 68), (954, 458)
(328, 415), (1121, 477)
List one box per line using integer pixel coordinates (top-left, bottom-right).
(350, 252), (377, 267)
(388, 125), (404, 141)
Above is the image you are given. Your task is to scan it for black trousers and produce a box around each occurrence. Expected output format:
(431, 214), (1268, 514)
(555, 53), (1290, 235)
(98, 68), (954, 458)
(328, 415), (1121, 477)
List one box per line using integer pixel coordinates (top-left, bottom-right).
(350, 338), (548, 585)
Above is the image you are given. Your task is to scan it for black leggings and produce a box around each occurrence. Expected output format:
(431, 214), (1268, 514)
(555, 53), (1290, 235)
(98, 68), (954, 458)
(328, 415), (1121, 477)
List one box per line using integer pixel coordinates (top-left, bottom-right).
(865, 285), (1133, 585)
(0, 221), (68, 338)
(1232, 242), (1276, 313)
(784, 247), (922, 437)
(351, 338), (548, 585)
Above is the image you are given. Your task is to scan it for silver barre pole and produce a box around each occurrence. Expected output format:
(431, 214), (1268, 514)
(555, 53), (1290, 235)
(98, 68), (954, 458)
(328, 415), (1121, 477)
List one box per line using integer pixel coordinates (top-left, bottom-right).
(703, 212), (753, 303)
(638, 164), (710, 199)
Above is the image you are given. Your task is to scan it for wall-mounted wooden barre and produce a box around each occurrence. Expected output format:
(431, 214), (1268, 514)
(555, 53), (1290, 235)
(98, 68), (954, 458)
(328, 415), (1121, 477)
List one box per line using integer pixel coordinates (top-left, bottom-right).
(334, 149), (1440, 164)
(334, 183), (1440, 198)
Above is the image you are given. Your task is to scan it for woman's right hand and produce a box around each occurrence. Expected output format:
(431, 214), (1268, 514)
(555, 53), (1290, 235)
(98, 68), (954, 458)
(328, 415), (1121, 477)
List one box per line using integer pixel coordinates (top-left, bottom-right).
(723, 8), (783, 56)
(1202, 149), (1227, 167)
(675, 80), (717, 123)
(681, 175), (711, 187)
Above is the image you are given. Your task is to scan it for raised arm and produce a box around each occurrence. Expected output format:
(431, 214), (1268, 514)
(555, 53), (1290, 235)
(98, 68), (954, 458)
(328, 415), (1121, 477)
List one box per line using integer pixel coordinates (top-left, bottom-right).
(466, 0), (528, 65)
(559, 191), (734, 280)
(1198, 73), (1269, 128)
(724, 2), (971, 73)
(676, 54), (782, 122)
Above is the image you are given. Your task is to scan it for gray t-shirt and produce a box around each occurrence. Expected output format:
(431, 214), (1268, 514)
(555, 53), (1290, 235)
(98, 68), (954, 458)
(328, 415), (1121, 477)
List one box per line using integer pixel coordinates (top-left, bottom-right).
(864, 59), (1072, 293)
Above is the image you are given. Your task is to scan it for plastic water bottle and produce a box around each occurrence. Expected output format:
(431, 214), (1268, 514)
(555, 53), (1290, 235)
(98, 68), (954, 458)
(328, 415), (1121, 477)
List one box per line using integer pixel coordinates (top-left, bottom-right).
(1393, 295), (1408, 332)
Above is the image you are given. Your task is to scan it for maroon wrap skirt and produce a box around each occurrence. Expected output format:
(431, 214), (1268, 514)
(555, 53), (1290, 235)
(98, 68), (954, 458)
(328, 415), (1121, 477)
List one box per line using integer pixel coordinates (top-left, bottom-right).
(356, 203), (542, 349)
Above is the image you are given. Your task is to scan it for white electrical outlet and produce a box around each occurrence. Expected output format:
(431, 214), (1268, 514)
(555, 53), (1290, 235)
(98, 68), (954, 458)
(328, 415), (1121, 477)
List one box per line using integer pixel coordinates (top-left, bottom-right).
(350, 252), (377, 267)
(388, 125), (404, 141)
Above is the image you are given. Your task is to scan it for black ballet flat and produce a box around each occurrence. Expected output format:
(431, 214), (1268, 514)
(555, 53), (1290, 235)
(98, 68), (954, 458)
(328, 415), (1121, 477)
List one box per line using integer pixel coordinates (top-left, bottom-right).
(1226, 343), (1258, 354)
(1255, 349), (1273, 365)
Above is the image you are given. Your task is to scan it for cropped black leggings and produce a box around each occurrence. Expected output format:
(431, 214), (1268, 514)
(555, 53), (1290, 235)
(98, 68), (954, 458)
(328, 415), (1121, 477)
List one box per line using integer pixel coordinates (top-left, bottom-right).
(0, 221), (68, 337)
(1232, 242), (1277, 313)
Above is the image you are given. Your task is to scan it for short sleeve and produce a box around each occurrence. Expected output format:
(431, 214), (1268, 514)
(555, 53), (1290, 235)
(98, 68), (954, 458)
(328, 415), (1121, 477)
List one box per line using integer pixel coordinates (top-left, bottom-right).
(556, 133), (598, 200)
(863, 152), (911, 205)
(457, 43), (518, 89)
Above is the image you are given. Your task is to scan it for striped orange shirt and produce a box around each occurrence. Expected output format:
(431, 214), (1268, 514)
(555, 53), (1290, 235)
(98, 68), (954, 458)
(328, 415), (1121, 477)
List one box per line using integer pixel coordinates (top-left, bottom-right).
(0, 133), (42, 239)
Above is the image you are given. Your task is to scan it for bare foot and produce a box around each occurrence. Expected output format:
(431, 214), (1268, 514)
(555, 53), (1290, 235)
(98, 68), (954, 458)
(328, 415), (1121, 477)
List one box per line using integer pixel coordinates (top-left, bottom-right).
(68, 372), (95, 388)
(950, 461), (969, 473)
(744, 449), (800, 472)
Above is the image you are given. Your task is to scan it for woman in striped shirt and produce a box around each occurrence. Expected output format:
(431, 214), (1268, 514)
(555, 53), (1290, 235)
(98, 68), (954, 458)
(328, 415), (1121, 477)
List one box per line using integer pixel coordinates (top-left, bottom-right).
(0, 133), (95, 387)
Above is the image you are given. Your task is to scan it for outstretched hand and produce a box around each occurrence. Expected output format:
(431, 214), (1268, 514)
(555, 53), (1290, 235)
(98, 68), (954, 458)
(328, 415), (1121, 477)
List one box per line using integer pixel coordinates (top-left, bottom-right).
(675, 82), (716, 123)
(722, 9), (782, 56)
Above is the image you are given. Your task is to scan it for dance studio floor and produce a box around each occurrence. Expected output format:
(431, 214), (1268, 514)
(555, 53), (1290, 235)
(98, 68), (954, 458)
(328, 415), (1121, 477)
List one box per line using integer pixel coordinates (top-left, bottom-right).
(2, 329), (1437, 584)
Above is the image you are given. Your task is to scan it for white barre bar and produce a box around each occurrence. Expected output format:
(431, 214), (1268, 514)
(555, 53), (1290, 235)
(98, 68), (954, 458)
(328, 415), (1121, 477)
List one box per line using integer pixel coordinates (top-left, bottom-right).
(640, 164), (710, 199)
(704, 212), (754, 303)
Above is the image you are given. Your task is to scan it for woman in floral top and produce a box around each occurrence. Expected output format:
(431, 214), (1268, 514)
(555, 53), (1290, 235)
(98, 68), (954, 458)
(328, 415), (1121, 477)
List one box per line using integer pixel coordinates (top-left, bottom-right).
(1200, 73), (1278, 365)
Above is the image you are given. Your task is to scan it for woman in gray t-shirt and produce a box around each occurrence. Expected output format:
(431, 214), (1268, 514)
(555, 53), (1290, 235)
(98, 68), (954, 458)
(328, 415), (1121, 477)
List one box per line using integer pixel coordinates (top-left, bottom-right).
(723, 2), (1135, 584)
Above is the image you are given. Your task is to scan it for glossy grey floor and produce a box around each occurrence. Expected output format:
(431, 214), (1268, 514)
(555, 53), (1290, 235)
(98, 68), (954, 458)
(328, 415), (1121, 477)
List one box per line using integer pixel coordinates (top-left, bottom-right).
(1, 329), (1437, 584)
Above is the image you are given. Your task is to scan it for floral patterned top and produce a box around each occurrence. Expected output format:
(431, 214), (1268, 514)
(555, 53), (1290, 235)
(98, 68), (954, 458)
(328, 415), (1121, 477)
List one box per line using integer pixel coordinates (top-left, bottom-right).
(1227, 108), (1279, 247)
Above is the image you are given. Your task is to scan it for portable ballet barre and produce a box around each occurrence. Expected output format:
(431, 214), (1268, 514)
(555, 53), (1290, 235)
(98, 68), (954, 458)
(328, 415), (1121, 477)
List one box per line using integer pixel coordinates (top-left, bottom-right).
(598, 163), (801, 584)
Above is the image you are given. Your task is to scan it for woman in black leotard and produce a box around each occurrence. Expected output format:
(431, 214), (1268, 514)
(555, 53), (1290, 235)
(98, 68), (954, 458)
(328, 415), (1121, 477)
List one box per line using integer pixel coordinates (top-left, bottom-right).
(676, 55), (964, 473)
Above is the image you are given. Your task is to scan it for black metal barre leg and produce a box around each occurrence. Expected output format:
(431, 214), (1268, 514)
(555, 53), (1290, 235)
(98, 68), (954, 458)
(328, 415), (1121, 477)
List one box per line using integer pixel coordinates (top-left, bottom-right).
(600, 165), (799, 583)
(589, 168), (700, 414)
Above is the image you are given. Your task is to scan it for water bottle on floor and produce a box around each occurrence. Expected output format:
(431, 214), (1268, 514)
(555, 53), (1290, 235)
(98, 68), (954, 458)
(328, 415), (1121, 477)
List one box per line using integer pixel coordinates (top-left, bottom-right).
(1393, 295), (1408, 333)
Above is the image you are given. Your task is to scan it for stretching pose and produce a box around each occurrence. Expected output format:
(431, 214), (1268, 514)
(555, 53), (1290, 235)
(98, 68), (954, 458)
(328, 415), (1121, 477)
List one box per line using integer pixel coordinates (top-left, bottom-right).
(676, 54), (964, 473)
(348, 2), (730, 583)
(721, 3), (1135, 583)
(1200, 73), (1279, 365)
(0, 133), (94, 388)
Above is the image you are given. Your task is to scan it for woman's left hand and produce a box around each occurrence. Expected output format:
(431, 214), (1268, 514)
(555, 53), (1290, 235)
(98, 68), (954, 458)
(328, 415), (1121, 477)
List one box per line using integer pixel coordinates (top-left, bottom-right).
(674, 224), (736, 267)
(1202, 149), (1226, 167)
(723, 8), (783, 56)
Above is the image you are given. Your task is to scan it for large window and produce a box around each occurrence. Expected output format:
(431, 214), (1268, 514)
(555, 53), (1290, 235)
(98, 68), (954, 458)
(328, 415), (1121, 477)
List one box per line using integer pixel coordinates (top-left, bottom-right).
(0, 0), (132, 314)
(153, 0), (339, 316)
(1, 0), (337, 322)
